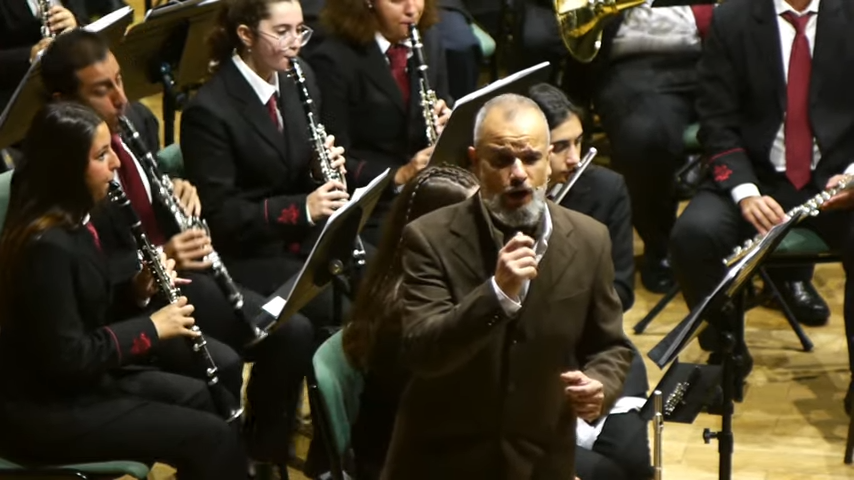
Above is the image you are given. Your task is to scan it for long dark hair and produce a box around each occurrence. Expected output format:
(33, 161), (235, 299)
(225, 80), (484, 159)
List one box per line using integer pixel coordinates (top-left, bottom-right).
(321, 0), (439, 46)
(0, 102), (105, 324)
(343, 166), (479, 371)
(208, 0), (297, 69)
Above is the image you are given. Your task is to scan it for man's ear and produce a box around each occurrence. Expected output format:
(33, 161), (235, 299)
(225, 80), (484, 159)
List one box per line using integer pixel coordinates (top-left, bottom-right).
(467, 146), (478, 170)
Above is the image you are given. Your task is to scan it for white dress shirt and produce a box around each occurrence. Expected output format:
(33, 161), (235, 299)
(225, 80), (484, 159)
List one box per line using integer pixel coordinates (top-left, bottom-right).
(730, 0), (854, 204)
(491, 206), (554, 316)
(231, 54), (315, 224)
(610, 0), (701, 58)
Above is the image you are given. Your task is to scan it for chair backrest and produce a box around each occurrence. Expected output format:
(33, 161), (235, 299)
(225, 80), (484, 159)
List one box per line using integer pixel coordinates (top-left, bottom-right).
(311, 329), (365, 459)
(0, 170), (13, 234)
(156, 143), (184, 177)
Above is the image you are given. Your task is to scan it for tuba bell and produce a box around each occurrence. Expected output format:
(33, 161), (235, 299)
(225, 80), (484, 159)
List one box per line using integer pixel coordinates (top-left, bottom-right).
(554, 0), (645, 63)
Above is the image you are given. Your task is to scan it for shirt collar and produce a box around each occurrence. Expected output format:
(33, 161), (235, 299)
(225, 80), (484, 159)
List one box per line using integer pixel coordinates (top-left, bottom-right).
(82, 214), (91, 225)
(374, 31), (412, 56)
(231, 53), (280, 104)
(775, 0), (820, 16)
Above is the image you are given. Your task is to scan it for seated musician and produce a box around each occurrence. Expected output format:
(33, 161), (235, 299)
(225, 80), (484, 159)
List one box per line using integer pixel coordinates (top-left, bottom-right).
(435, 0), (481, 99)
(381, 93), (632, 479)
(40, 29), (316, 465)
(669, 0), (854, 407)
(342, 165), (480, 479)
(0, 101), (247, 478)
(180, 0), (355, 327)
(527, 83), (635, 312)
(304, 0), (452, 245)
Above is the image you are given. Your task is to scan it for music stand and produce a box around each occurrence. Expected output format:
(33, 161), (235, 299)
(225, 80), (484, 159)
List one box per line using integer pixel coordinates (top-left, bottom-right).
(651, 0), (717, 6)
(112, 0), (221, 144)
(646, 212), (804, 480)
(0, 7), (133, 150)
(428, 62), (552, 168)
(639, 359), (722, 425)
(248, 169), (392, 343)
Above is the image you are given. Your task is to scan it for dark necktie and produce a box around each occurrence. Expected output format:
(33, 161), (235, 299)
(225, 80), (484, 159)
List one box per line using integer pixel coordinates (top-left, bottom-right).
(111, 135), (166, 246)
(267, 94), (282, 132)
(690, 5), (714, 39)
(387, 44), (410, 107)
(781, 11), (814, 190)
(85, 222), (101, 250)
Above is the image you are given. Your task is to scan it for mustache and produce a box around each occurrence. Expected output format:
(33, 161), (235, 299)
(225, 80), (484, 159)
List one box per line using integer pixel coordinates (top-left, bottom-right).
(503, 185), (533, 194)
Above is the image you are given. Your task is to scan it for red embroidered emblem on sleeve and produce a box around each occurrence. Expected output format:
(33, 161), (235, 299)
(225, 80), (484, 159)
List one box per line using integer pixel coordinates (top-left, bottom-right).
(277, 204), (300, 225)
(713, 164), (733, 182)
(130, 332), (152, 355)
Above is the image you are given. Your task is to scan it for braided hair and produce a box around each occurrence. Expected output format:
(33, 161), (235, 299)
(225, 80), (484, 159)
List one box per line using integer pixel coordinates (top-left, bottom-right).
(342, 165), (479, 372)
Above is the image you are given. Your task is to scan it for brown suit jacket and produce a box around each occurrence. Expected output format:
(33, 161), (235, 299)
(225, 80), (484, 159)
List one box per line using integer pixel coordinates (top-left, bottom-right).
(382, 195), (634, 480)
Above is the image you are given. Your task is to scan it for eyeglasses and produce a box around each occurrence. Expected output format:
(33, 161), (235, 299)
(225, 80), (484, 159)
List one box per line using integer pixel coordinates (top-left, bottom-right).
(257, 25), (313, 47)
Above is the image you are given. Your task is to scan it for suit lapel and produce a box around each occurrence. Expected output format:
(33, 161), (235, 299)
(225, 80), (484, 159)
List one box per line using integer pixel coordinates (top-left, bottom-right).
(361, 42), (407, 115)
(222, 61), (289, 163)
(446, 196), (498, 283)
(811, 0), (846, 104)
(751, 0), (786, 112)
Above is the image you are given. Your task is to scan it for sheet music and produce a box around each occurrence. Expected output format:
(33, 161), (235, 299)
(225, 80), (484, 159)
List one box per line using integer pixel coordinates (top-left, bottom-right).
(144, 0), (205, 20)
(84, 6), (133, 32)
(451, 62), (551, 110)
(258, 168), (391, 319)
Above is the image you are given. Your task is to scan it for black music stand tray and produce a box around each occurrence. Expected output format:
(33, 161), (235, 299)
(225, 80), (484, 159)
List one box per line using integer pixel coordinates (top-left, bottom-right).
(639, 359), (722, 425)
(428, 61), (551, 168)
(0, 7), (133, 150)
(646, 213), (804, 480)
(249, 169), (392, 340)
(112, 0), (222, 145)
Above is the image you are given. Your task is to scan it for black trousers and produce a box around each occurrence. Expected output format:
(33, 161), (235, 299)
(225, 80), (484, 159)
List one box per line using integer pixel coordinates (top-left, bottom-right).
(669, 180), (854, 369)
(575, 411), (653, 480)
(179, 270), (316, 458)
(0, 369), (247, 480)
(594, 53), (700, 261)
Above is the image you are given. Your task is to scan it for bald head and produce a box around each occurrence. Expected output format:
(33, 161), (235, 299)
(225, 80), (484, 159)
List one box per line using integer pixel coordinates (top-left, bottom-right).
(473, 93), (550, 148)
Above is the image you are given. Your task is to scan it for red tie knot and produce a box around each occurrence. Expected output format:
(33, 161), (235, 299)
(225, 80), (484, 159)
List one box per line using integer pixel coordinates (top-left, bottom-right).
(781, 10), (813, 33)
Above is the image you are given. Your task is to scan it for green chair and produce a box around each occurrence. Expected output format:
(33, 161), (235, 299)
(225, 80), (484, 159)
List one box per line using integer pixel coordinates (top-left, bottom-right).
(471, 22), (496, 59)
(0, 170), (11, 233)
(0, 457), (150, 479)
(156, 143), (184, 178)
(0, 172), (150, 479)
(307, 329), (364, 480)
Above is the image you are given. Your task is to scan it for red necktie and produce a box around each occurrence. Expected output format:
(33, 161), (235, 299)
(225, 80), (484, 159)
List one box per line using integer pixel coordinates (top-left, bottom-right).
(387, 44), (410, 107)
(691, 5), (714, 39)
(85, 222), (101, 250)
(781, 11), (814, 190)
(111, 135), (166, 246)
(267, 94), (282, 132)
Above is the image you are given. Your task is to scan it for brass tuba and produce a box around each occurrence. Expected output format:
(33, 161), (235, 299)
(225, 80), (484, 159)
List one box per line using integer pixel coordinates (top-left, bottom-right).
(554, 0), (645, 63)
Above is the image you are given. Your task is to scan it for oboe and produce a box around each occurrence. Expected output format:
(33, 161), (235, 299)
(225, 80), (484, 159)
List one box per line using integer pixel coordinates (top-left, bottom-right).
(287, 58), (367, 267)
(107, 181), (243, 423)
(547, 147), (598, 204)
(408, 23), (440, 146)
(117, 116), (268, 344)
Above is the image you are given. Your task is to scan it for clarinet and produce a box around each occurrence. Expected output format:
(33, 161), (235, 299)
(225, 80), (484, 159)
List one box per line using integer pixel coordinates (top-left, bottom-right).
(117, 116), (269, 344)
(107, 181), (244, 423)
(408, 23), (440, 146)
(39, 0), (55, 39)
(287, 58), (367, 267)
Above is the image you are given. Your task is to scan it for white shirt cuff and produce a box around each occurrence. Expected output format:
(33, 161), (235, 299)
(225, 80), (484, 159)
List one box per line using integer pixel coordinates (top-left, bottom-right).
(491, 276), (521, 316)
(137, 296), (151, 308)
(306, 203), (314, 226)
(730, 183), (761, 205)
(844, 163), (854, 176)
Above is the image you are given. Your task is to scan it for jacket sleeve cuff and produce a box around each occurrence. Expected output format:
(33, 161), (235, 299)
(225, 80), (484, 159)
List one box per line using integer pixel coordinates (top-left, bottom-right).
(490, 276), (521, 316)
(730, 183), (761, 205)
(102, 317), (160, 364)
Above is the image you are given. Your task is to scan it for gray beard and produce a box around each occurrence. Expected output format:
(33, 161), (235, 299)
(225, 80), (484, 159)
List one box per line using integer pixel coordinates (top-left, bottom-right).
(483, 184), (548, 229)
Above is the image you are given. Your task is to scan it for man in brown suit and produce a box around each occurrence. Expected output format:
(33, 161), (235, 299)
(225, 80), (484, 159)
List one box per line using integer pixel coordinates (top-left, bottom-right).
(382, 93), (634, 479)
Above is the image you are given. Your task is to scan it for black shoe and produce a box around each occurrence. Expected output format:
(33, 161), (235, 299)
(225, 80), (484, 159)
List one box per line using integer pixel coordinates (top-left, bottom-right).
(641, 256), (675, 294)
(763, 280), (830, 327)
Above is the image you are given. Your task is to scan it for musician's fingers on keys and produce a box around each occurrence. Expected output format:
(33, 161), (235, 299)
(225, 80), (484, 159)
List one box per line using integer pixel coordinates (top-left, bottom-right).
(739, 196), (786, 234)
(47, 6), (77, 33)
(172, 179), (201, 217)
(163, 229), (213, 270)
(821, 174), (854, 210)
(150, 296), (198, 340)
